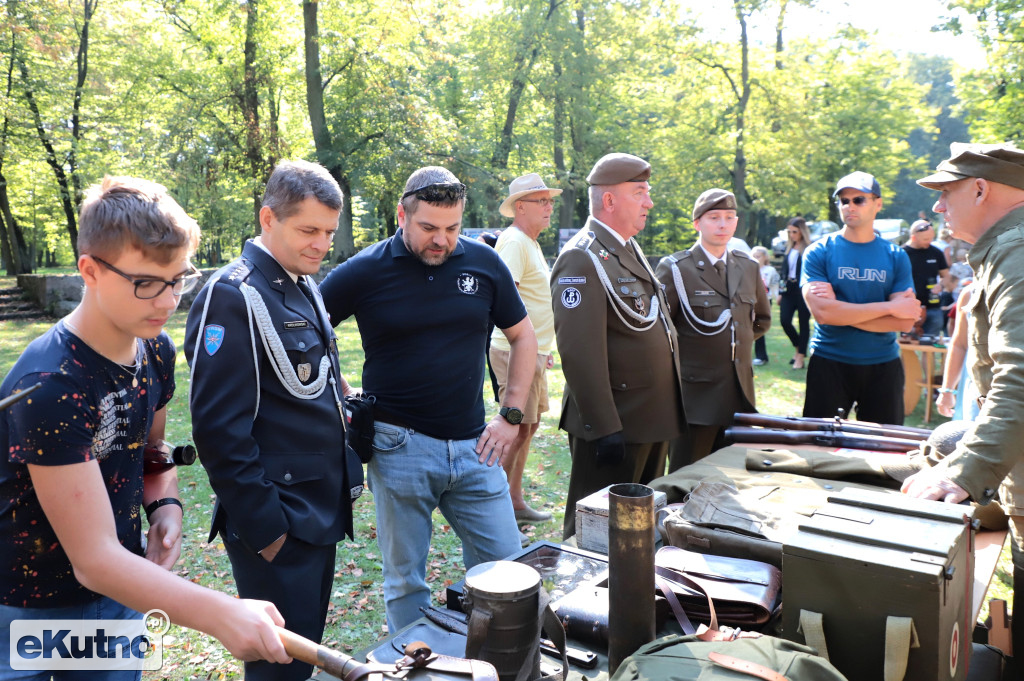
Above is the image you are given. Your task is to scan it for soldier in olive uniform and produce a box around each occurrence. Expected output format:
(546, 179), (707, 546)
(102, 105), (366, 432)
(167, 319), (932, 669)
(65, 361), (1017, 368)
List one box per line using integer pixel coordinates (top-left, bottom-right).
(903, 142), (1024, 660)
(551, 153), (686, 540)
(655, 189), (771, 471)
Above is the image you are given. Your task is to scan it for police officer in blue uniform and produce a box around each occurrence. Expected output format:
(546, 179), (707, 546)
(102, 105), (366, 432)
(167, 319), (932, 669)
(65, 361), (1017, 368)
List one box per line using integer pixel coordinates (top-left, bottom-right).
(185, 160), (362, 681)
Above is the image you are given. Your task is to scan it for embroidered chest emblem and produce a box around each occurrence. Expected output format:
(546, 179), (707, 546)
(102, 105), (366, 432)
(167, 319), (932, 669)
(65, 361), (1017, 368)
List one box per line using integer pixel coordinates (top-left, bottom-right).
(457, 273), (479, 295)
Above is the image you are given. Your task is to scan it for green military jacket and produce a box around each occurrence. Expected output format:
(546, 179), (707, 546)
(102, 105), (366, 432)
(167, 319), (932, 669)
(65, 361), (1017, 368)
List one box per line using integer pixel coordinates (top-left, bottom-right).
(943, 205), (1024, 510)
(654, 244), (771, 426)
(550, 218), (686, 443)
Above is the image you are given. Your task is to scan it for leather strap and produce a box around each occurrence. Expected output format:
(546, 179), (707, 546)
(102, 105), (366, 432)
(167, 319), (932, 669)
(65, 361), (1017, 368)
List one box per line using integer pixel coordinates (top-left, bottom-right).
(655, 565), (720, 634)
(707, 652), (789, 681)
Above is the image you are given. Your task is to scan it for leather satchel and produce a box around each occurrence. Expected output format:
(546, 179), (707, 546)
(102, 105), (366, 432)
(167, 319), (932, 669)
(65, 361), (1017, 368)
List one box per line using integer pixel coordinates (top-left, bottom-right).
(655, 545), (781, 629)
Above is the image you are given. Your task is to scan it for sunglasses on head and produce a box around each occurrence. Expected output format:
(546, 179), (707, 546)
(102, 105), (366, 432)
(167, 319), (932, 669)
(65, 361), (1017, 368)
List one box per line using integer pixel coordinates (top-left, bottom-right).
(837, 196), (872, 206)
(401, 182), (467, 203)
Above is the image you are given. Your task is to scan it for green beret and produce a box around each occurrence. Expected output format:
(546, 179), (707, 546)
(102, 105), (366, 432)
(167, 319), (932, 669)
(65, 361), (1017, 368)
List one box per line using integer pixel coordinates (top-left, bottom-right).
(693, 188), (737, 221)
(586, 153), (651, 185)
(918, 142), (1024, 191)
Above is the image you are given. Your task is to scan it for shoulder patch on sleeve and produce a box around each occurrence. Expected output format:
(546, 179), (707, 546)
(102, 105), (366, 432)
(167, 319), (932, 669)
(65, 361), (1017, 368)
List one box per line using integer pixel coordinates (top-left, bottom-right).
(203, 325), (226, 356)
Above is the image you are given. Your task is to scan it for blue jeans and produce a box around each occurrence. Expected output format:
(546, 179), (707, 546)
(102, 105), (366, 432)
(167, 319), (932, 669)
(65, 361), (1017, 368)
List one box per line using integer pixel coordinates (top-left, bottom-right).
(922, 307), (945, 337)
(0, 597), (142, 681)
(368, 422), (521, 631)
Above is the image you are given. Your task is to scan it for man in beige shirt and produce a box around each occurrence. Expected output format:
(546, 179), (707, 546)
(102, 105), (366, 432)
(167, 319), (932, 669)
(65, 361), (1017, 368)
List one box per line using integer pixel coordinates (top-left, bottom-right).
(491, 173), (562, 533)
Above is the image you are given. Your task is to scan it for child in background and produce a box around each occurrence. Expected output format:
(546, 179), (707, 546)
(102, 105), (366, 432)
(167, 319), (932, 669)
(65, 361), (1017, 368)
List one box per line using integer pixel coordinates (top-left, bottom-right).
(938, 275), (959, 337)
(751, 246), (779, 366)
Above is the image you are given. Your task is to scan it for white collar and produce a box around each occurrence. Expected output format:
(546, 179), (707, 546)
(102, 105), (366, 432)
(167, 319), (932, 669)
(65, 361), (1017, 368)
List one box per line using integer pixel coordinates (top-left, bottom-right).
(699, 244), (727, 267)
(591, 217), (629, 247)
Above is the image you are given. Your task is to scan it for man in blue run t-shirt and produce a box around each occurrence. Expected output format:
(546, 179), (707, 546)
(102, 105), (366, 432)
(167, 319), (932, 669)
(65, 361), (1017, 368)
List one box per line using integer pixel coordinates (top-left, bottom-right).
(800, 171), (921, 424)
(0, 177), (290, 679)
(319, 166), (538, 631)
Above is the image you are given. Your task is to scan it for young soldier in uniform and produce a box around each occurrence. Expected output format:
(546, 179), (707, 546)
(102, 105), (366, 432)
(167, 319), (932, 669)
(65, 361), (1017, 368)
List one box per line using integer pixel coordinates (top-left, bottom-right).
(0, 177), (290, 678)
(186, 160), (362, 681)
(655, 189), (770, 470)
(550, 153), (686, 540)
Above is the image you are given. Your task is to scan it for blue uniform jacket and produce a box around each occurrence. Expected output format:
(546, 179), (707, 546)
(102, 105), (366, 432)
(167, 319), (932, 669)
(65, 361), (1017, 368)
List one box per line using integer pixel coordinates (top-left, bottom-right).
(185, 241), (359, 553)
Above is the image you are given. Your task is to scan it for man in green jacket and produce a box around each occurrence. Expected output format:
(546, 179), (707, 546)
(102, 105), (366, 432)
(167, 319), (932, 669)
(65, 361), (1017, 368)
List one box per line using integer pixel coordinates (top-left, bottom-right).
(903, 141), (1024, 659)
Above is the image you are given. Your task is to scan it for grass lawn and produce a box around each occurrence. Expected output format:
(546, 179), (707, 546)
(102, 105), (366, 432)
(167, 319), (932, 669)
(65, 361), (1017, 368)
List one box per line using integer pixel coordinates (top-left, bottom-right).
(0, 284), (1013, 679)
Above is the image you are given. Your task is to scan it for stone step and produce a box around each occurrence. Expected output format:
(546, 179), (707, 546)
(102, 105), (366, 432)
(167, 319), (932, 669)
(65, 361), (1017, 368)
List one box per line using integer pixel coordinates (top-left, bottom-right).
(0, 309), (51, 322)
(0, 301), (36, 312)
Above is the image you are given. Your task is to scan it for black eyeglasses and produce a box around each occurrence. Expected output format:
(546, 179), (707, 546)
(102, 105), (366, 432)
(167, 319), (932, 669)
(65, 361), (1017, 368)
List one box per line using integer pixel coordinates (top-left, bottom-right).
(92, 256), (202, 299)
(520, 198), (556, 207)
(837, 196), (872, 206)
(401, 182), (467, 202)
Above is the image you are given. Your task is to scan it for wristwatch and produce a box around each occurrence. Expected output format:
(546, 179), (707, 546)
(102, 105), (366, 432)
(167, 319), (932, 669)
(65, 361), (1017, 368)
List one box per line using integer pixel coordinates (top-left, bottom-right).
(499, 406), (524, 425)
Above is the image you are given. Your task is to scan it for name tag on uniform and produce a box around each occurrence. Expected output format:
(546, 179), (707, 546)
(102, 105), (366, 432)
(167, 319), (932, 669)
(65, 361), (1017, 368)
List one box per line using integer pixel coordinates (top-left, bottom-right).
(695, 290), (715, 296)
(617, 277), (637, 283)
(284, 320), (309, 329)
(559, 276), (587, 284)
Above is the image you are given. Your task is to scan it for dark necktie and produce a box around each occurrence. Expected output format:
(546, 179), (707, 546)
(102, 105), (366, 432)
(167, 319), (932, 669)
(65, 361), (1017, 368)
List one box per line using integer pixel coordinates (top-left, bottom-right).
(711, 260), (726, 289)
(297, 276), (316, 306)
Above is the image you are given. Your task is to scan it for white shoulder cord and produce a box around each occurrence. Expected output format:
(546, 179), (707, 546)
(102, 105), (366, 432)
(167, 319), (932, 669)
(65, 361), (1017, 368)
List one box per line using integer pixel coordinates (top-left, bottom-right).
(632, 240), (678, 353)
(586, 249), (661, 331)
(240, 282), (331, 399)
(669, 260), (732, 336)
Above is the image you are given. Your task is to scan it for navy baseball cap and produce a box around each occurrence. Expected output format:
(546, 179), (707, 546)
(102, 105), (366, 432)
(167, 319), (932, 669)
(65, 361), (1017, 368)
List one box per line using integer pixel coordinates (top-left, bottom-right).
(833, 171), (881, 198)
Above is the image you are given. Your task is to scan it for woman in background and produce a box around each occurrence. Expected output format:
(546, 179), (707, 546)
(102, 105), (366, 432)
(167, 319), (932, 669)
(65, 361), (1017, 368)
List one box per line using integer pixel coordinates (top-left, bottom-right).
(751, 246), (779, 366)
(779, 217), (812, 369)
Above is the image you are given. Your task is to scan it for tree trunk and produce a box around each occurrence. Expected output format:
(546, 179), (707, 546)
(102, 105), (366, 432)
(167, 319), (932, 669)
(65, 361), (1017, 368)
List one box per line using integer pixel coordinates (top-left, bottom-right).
(67, 0), (97, 233)
(302, 0), (356, 263)
(243, 0), (265, 228)
(490, 0), (559, 173)
(19, 57), (79, 256)
(0, 171), (30, 274)
(732, 1), (755, 245)
(0, 28), (29, 274)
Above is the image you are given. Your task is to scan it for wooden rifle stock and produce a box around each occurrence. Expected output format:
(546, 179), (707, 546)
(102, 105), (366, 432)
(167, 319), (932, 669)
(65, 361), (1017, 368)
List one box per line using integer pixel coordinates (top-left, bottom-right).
(723, 427), (921, 452)
(733, 413), (929, 441)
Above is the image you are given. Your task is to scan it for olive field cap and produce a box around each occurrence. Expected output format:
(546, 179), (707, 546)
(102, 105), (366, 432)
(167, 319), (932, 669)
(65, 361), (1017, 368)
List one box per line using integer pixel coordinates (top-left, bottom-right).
(917, 142), (1024, 191)
(833, 171), (881, 198)
(586, 153), (651, 185)
(693, 188), (737, 221)
(499, 173), (563, 218)
(911, 220), (934, 234)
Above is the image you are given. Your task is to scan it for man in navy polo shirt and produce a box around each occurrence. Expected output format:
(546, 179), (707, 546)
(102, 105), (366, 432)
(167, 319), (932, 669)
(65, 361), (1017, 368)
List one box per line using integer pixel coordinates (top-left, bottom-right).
(319, 166), (537, 631)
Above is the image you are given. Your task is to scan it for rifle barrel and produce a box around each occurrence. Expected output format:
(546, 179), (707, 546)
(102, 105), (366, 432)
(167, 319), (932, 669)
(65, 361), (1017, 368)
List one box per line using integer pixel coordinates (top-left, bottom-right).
(723, 427), (921, 453)
(733, 413), (929, 441)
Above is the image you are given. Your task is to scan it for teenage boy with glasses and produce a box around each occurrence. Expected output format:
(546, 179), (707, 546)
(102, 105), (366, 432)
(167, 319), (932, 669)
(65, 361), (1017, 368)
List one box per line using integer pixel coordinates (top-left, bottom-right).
(319, 166), (536, 631)
(0, 176), (291, 680)
(799, 171), (920, 424)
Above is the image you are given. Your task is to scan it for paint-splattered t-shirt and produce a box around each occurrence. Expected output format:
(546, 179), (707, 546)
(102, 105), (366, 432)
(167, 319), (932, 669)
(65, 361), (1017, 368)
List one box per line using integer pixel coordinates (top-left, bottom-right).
(0, 321), (176, 607)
